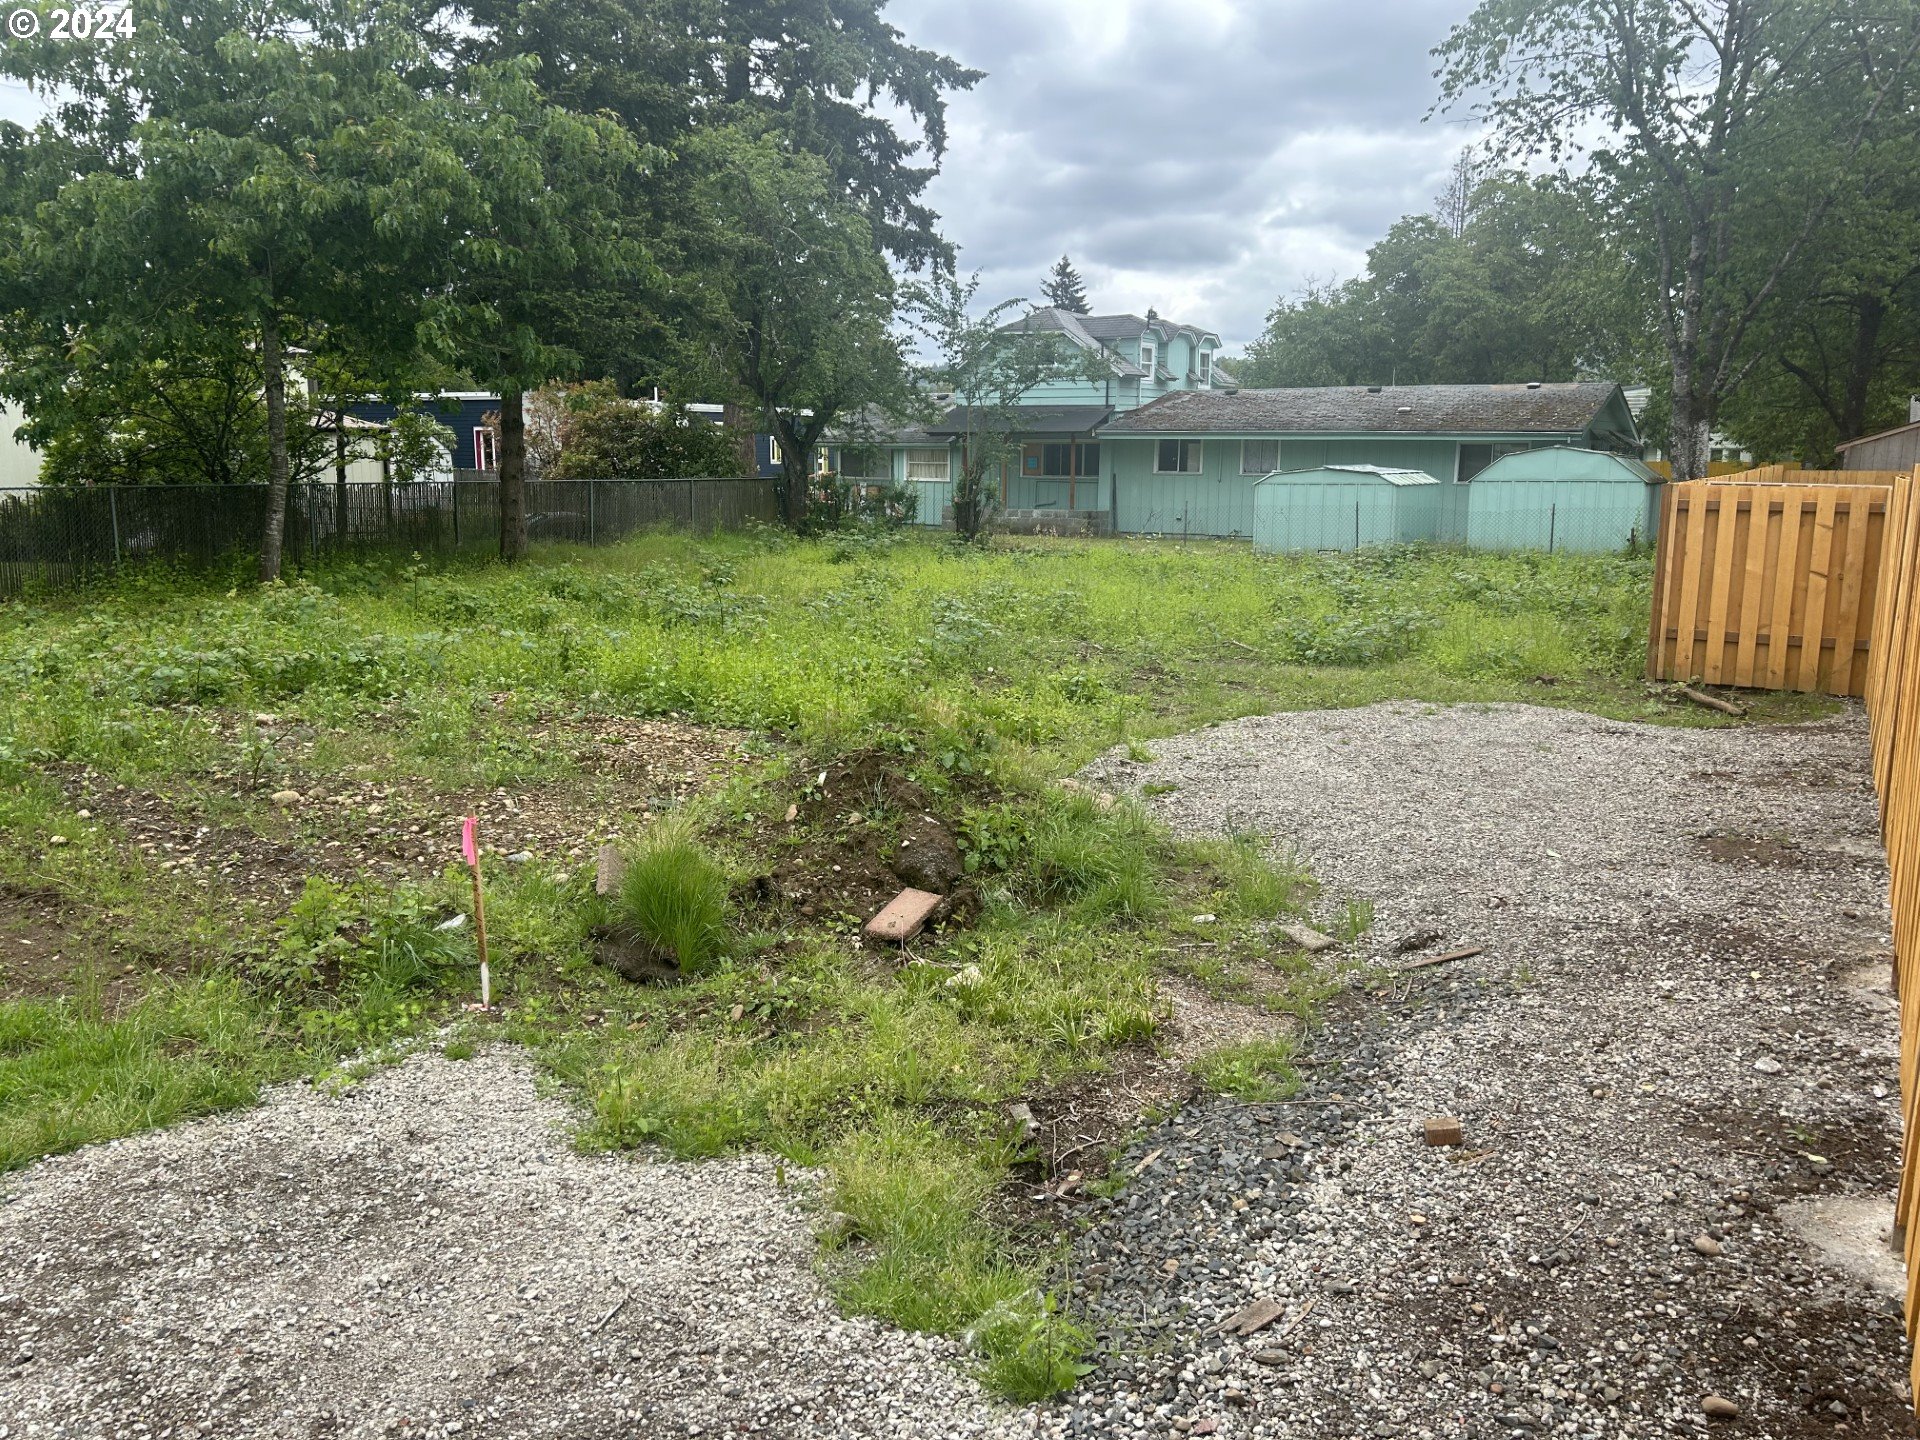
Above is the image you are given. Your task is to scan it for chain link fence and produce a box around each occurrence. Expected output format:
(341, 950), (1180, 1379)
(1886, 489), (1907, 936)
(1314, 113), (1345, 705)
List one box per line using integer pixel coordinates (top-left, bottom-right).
(0, 476), (780, 599)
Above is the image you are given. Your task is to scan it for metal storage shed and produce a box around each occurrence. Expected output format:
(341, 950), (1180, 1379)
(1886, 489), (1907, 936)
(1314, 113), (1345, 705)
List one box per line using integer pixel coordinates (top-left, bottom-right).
(1464, 446), (1662, 553)
(1252, 465), (1443, 552)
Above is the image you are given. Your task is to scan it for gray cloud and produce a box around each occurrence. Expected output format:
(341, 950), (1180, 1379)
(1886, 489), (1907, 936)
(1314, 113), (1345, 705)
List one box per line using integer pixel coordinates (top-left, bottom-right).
(889, 0), (1481, 347)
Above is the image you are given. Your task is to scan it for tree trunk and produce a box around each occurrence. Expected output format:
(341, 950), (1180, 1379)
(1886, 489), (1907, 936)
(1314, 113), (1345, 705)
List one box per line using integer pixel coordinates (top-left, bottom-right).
(781, 445), (811, 530)
(498, 386), (527, 561)
(1668, 387), (1713, 481)
(258, 310), (291, 583)
(333, 405), (349, 550)
(1838, 293), (1886, 445)
(724, 401), (758, 477)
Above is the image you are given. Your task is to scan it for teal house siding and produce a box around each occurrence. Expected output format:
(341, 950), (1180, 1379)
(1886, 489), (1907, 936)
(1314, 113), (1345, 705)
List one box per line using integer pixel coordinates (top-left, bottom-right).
(1464, 447), (1662, 552)
(1107, 437), (1259, 537)
(1252, 466), (1444, 552)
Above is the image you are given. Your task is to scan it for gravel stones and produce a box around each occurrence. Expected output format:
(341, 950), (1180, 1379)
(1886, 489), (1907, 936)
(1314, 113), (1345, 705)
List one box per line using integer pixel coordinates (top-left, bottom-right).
(0, 1049), (1010, 1439)
(1060, 702), (1908, 1439)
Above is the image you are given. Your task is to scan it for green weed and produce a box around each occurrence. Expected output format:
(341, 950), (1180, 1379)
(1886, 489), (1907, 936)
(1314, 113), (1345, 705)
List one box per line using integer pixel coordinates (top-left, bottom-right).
(614, 817), (731, 975)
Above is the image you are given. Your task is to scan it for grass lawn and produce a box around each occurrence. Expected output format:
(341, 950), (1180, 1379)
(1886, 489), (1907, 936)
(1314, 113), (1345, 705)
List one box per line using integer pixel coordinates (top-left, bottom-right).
(0, 528), (1831, 1398)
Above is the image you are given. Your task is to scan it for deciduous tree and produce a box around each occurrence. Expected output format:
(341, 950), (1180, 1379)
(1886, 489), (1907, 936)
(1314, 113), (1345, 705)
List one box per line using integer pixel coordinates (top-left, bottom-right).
(1436, 0), (1920, 477)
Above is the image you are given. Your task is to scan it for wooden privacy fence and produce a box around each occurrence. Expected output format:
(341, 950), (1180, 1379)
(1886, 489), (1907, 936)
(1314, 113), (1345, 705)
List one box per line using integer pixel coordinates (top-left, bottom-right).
(1865, 470), (1920, 1402)
(1647, 478), (1896, 697)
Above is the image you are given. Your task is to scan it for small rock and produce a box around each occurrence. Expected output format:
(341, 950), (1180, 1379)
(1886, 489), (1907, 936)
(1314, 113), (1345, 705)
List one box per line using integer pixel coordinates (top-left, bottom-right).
(1279, 922), (1336, 953)
(504, 851), (533, 864)
(1006, 1102), (1039, 1141)
(1692, 1234), (1723, 1257)
(48, 835), (68, 847)
(1192, 913), (1218, 925)
(270, 789), (302, 807)
(1752, 1057), (1783, 1075)
(1702, 1395), (1738, 1420)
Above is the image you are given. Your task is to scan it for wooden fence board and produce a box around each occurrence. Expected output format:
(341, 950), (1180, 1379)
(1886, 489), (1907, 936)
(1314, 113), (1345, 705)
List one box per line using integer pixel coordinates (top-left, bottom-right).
(1648, 478), (1892, 698)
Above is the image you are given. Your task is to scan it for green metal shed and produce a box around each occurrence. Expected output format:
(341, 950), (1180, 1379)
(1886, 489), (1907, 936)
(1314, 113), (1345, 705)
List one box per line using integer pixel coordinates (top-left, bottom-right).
(1464, 446), (1662, 553)
(1252, 465), (1444, 552)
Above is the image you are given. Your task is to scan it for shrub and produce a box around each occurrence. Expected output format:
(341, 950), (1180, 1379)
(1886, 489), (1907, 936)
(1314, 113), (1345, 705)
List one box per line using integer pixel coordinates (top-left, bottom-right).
(615, 817), (731, 974)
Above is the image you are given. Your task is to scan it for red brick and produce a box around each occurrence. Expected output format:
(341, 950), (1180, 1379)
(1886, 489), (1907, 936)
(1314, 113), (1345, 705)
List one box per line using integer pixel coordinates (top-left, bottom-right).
(864, 888), (942, 943)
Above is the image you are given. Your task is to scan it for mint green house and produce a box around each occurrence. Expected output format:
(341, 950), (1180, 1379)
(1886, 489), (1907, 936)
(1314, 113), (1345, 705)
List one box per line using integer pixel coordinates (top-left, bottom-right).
(1098, 383), (1641, 539)
(1253, 465), (1448, 551)
(832, 300), (1641, 541)
(834, 308), (1229, 527)
(1464, 446), (1663, 552)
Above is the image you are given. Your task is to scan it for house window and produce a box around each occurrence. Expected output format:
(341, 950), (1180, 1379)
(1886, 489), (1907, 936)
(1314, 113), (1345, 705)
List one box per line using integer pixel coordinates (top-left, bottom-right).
(768, 437), (782, 466)
(1240, 439), (1279, 474)
(1030, 442), (1100, 477)
(1199, 351), (1212, 383)
(840, 446), (887, 479)
(905, 447), (951, 482)
(1155, 439), (1203, 474)
(1140, 341), (1157, 377)
(473, 427), (498, 471)
(1456, 443), (1493, 482)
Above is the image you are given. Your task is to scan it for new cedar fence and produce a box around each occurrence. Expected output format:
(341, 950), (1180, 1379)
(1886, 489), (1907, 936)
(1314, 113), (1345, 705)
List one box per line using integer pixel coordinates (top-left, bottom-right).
(1646, 477), (1900, 697)
(1865, 468), (1920, 1404)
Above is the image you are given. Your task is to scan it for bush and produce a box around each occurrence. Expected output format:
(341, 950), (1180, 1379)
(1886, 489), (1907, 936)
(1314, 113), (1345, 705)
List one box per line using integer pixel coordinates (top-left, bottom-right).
(615, 817), (731, 974)
(546, 397), (749, 480)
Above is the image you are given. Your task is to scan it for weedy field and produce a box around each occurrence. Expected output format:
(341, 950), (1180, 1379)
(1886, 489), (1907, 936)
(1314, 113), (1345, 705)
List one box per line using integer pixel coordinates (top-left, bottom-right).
(0, 528), (1828, 1398)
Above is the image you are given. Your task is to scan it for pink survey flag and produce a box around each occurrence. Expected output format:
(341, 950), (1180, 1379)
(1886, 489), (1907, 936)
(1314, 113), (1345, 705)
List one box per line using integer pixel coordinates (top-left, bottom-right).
(461, 815), (479, 869)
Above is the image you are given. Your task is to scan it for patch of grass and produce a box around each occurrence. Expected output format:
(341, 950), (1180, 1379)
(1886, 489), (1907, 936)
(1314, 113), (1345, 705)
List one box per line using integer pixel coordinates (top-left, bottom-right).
(613, 816), (731, 975)
(1333, 896), (1376, 944)
(0, 979), (275, 1172)
(1192, 1035), (1300, 1102)
(1188, 833), (1316, 921)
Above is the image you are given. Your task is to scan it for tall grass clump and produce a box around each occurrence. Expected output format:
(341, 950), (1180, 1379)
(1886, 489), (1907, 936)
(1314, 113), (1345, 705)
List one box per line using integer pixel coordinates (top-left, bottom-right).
(615, 816), (731, 974)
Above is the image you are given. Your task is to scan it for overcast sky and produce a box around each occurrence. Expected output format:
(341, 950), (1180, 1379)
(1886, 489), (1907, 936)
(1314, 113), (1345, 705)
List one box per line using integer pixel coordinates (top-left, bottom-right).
(889, 0), (1482, 351)
(0, 0), (1483, 353)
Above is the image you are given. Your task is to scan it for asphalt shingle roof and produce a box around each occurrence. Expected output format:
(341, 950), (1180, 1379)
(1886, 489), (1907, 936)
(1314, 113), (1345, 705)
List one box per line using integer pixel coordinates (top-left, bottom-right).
(1101, 383), (1622, 436)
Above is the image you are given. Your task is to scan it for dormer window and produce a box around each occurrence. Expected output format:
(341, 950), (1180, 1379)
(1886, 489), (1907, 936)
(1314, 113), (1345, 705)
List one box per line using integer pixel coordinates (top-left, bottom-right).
(1140, 340), (1157, 377)
(1198, 351), (1212, 384)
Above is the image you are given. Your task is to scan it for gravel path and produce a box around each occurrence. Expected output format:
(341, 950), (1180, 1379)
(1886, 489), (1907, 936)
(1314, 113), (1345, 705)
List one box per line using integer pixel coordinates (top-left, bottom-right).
(1057, 702), (1910, 1439)
(0, 1050), (1006, 1439)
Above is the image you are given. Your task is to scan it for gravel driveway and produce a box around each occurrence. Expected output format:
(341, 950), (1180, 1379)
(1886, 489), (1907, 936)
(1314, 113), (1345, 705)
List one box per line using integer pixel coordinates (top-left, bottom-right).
(1060, 702), (1910, 1439)
(1, 701), (1907, 1440)
(0, 1050), (1005, 1439)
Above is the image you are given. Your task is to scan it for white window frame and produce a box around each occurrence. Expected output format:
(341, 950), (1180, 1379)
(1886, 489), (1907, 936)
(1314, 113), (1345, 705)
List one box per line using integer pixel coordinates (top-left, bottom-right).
(768, 437), (782, 466)
(1155, 439), (1203, 475)
(1240, 439), (1278, 475)
(1140, 340), (1157, 378)
(905, 446), (951, 482)
(473, 427), (498, 471)
(1199, 350), (1213, 383)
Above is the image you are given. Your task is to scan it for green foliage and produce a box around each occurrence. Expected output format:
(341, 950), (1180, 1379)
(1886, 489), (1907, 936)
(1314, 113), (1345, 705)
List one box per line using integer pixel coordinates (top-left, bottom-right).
(1241, 170), (1640, 389)
(546, 398), (748, 481)
(614, 817), (731, 974)
(377, 410), (457, 485)
(902, 270), (1110, 539)
(1192, 1036), (1299, 1102)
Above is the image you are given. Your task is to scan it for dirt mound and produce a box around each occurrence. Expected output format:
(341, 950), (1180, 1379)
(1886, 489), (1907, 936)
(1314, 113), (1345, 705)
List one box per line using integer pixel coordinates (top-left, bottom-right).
(764, 750), (975, 939)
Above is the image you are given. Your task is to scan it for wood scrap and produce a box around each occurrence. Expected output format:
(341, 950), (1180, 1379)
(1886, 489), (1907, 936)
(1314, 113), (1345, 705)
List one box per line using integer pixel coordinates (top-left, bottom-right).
(1214, 1296), (1286, 1337)
(1395, 945), (1484, 973)
(1677, 684), (1747, 718)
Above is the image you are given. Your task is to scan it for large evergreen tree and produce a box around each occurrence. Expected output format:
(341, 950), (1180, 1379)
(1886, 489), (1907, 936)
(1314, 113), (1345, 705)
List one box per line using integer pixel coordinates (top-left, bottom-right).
(1042, 255), (1091, 313)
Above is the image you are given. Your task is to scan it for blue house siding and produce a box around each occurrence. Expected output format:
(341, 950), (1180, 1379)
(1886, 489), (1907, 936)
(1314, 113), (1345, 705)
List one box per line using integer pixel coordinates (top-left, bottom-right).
(347, 395), (500, 470)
